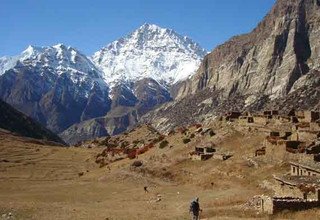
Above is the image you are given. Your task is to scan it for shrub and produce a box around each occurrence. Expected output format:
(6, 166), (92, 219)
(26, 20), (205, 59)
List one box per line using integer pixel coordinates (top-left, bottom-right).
(190, 133), (195, 138)
(159, 140), (169, 149)
(131, 160), (143, 167)
(127, 150), (137, 159)
(209, 130), (215, 137)
(120, 141), (129, 148)
(183, 138), (191, 144)
(152, 135), (165, 144)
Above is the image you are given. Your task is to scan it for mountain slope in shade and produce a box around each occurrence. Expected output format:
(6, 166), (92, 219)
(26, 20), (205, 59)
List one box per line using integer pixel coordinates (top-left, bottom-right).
(143, 0), (320, 132)
(0, 99), (65, 145)
(60, 78), (172, 144)
(92, 23), (207, 87)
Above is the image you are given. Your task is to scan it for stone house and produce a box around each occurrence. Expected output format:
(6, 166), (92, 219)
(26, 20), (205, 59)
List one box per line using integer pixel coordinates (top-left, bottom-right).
(189, 145), (216, 161)
(273, 161), (320, 200)
(265, 134), (305, 160)
(295, 111), (320, 123)
(290, 161), (320, 177)
(224, 111), (241, 122)
(261, 161), (320, 214)
(253, 115), (268, 125)
(238, 116), (254, 125)
(263, 110), (279, 116)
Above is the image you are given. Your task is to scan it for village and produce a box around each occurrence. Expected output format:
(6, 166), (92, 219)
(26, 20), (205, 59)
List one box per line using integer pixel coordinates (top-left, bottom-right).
(216, 110), (320, 214)
(1, 109), (320, 219)
(82, 108), (320, 216)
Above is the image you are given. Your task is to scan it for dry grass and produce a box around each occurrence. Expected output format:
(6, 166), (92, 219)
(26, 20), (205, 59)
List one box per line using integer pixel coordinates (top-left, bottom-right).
(0, 122), (319, 219)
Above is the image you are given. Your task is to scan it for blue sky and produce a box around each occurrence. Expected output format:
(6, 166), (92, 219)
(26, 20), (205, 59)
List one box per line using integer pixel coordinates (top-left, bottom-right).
(0, 0), (276, 56)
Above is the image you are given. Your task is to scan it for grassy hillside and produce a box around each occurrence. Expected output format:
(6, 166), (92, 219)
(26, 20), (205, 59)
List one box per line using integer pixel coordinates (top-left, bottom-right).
(1, 121), (319, 219)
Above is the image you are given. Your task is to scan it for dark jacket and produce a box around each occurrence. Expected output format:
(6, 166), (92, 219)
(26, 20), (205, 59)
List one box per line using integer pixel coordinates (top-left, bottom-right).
(189, 200), (200, 214)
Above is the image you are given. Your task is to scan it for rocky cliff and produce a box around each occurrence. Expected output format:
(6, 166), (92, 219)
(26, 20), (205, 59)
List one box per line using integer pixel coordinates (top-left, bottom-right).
(145, 0), (320, 132)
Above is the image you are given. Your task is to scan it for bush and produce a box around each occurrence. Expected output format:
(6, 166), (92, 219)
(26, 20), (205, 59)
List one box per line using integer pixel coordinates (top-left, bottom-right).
(190, 133), (195, 138)
(152, 135), (165, 144)
(183, 138), (191, 144)
(127, 150), (137, 159)
(131, 160), (143, 167)
(120, 141), (129, 148)
(209, 130), (216, 137)
(159, 140), (169, 149)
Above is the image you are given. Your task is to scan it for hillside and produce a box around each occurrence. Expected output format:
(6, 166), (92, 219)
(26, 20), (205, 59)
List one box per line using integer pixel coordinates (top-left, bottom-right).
(1, 116), (320, 219)
(0, 99), (65, 144)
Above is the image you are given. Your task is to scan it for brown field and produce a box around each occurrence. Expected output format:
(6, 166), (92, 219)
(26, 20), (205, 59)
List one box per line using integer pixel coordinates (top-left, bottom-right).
(0, 123), (319, 220)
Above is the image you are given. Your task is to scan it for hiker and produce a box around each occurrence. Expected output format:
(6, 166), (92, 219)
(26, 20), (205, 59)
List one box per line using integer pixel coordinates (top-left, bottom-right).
(144, 186), (148, 193)
(189, 197), (202, 220)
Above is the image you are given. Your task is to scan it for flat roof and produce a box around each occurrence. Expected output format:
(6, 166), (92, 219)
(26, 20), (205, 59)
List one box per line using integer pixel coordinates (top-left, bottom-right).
(290, 161), (320, 172)
(274, 175), (320, 187)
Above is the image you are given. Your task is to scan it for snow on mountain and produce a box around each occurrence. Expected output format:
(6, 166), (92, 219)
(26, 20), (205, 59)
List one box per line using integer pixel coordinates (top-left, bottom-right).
(0, 44), (107, 90)
(92, 23), (207, 87)
(1, 24), (207, 90)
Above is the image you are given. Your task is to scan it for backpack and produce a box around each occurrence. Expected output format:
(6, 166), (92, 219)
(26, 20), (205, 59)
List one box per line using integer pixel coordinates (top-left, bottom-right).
(189, 201), (199, 213)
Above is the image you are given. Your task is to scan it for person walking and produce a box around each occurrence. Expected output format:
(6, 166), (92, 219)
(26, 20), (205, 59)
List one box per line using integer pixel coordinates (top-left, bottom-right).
(189, 197), (202, 220)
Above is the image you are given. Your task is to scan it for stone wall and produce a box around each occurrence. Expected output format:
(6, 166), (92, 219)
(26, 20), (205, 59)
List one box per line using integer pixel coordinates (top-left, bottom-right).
(273, 198), (320, 213)
(260, 196), (320, 214)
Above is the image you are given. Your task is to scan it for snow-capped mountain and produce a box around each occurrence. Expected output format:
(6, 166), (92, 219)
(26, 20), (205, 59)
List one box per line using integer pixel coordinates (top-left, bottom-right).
(92, 23), (207, 87)
(0, 24), (207, 144)
(0, 44), (107, 90)
(0, 44), (111, 133)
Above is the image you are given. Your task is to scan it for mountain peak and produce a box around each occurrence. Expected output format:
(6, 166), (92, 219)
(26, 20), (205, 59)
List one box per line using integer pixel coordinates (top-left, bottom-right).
(23, 45), (45, 56)
(52, 43), (68, 50)
(0, 44), (103, 81)
(93, 24), (207, 87)
(139, 23), (163, 31)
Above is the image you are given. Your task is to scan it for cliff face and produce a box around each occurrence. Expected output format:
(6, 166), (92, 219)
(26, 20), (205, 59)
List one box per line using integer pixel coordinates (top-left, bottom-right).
(145, 0), (320, 131)
(179, 0), (319, 100)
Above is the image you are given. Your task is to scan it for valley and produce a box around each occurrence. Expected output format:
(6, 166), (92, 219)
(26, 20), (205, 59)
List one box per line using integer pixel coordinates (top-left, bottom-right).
(1, 109), (320, 219)
(0, 0), (319, 219)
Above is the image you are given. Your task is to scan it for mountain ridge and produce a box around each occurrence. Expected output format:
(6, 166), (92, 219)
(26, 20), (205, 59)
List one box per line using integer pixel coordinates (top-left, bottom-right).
(0, 24), (206, 143)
